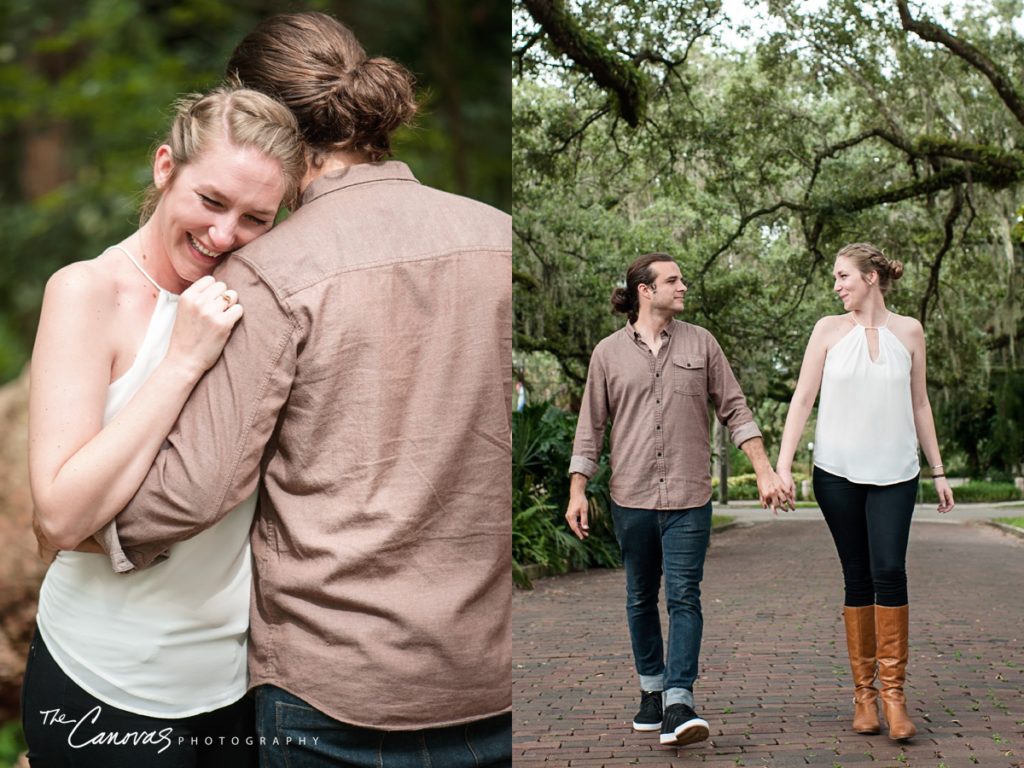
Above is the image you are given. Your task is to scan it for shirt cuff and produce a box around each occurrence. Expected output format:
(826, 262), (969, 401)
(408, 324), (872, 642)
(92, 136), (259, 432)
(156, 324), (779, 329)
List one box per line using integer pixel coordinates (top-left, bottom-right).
(96, 520), (170, 574)
(96, 520), (136, 574)
(568, 455), (600, 478)
(730, 421), (762, 448)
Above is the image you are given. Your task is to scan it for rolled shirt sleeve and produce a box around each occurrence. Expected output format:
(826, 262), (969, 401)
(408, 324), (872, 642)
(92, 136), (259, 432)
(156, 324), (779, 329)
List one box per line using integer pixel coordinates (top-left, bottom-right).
(569, 351), (609, 479)
(706, 334), (762, 447)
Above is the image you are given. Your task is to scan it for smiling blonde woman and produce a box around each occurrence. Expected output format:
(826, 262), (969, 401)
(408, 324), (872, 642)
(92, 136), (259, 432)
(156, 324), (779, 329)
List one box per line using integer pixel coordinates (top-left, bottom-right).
(23, 85), (304, 768)
(775, 242), (954, 743)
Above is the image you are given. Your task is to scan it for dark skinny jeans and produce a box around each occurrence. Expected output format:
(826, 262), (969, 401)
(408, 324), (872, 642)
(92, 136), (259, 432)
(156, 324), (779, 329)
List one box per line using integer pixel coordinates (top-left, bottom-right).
(813, 466), (919, 607)
(21, 629), (256, 768)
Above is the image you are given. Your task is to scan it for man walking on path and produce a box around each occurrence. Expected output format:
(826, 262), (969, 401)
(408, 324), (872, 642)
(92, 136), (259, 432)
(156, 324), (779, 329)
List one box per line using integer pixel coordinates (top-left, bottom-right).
(565, 252), (788, 748)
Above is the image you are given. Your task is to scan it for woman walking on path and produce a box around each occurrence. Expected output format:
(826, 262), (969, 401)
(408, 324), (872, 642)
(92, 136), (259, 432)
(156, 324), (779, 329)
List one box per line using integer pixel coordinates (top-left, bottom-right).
(24, 85), (304, 767)
(775, 242), (955, 741)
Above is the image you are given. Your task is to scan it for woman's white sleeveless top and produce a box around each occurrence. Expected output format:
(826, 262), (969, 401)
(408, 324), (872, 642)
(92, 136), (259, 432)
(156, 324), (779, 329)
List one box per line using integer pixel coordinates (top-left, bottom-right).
(36, 246), (256, 717)
(813, 314), (920, 485)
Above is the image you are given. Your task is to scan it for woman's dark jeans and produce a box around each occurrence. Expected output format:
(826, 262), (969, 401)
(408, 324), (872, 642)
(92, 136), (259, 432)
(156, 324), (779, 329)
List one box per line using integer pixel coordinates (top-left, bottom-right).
(21, 629), (257, 767)
(813, 466), (919, 607)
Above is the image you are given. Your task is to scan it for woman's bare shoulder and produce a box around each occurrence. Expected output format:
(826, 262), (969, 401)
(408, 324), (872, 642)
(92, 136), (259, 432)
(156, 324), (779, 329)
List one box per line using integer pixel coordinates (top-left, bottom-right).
(44, 258), (117, 306)
(813, 313), (855, 341)
(887, 311), (923, 335)
(886, 311), (925, 351)
(815, 313), (852, 329)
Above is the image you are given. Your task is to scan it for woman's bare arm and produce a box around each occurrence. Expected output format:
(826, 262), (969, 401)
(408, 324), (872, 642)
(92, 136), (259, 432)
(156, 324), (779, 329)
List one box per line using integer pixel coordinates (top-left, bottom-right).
(902, 317), (954, 513)
(29, 264), (242, 550)
(776, 317), (838, 496)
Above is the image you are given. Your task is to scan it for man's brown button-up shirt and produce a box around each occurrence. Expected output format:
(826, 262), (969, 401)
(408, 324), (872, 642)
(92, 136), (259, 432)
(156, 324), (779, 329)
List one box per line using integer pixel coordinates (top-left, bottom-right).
(569, 319), (761, 509)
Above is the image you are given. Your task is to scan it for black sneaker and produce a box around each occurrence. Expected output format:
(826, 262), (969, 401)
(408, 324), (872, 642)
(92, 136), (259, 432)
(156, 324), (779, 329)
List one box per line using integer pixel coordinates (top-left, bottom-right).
(632, 690), (662, 731)
(659, 703), (709, 746)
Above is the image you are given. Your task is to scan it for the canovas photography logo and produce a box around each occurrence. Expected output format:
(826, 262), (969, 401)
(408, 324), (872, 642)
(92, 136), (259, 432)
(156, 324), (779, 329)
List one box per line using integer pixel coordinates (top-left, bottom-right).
(40, 707), (174, 753)
(39, 706), (319, 753)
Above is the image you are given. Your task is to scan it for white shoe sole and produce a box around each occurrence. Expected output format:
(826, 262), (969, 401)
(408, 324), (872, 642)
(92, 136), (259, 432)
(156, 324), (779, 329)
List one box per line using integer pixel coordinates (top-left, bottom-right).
(659, 717), (709, 746)
(632, 720), (662, 732)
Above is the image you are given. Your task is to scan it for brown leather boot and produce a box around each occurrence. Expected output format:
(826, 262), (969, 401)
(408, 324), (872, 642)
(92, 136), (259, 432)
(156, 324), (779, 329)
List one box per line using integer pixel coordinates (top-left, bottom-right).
(843, 605), (880, 734)
(875, 604), (916, 740)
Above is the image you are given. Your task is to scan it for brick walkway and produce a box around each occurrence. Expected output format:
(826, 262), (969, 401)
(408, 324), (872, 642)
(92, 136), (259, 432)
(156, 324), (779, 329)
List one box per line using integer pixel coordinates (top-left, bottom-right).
(513, 518), (1024, 767)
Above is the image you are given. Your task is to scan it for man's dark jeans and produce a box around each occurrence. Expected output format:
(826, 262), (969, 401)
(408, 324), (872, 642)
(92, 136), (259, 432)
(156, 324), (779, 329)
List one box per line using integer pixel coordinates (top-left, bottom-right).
(610, 499), (712, 707)
(255, 685), (511, 768)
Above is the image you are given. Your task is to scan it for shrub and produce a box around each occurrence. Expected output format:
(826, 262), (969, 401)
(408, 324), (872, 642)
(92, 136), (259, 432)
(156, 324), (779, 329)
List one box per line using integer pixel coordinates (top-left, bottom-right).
(512, 493), (589, 582)
(711, 471), (813, 501)
(919, 480), (1022, 503)
(512, 404), (620, 587)
(0, 721), (25, 768)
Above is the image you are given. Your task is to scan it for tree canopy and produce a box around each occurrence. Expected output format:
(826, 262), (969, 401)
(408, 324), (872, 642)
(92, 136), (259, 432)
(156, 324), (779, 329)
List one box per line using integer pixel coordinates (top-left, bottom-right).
(514, 0), (1023, 476)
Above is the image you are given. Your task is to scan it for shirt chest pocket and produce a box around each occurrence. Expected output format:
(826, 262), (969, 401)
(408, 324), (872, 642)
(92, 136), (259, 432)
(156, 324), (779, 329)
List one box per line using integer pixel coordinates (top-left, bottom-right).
(672, 355), (706, 396)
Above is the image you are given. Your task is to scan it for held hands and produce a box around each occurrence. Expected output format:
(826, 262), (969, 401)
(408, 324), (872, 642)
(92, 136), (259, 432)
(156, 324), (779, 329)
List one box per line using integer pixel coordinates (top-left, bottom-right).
(165, 275), (243, 379)
(934, 476), (955, 514)
(775, 467), (798, 511)
(565, 494), (590, 540)
(757, 467), (794, 515)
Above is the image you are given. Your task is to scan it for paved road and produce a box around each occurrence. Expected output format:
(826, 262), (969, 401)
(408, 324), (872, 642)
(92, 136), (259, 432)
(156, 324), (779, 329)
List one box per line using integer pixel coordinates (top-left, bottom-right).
(513, 515), (1023, 767)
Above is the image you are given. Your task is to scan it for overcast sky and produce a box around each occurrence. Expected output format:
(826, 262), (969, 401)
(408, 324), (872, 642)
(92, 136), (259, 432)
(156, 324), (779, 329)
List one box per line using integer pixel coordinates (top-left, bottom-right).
(717, 0), (1024, 48)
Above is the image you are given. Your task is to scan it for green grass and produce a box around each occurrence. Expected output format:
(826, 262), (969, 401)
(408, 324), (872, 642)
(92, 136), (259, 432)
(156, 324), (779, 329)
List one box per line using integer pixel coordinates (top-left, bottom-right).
(993, 517), (1024, 528)
(712, 514), (736, 528)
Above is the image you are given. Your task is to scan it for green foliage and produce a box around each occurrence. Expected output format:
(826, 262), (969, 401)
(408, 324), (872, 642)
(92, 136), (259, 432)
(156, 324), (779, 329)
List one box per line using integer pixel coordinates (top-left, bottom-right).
(993, 516), (1024, 527)
(712, 471), (812, 501)
(1013, 204), (1024, 243)
(514, 0), (1024, 475)
(512, 403), (620, 587)
(728, 475), (760, 502)
(512, 493), (588, 586)
(0, 720), (25, 768)
(920, 480), (1022, 503)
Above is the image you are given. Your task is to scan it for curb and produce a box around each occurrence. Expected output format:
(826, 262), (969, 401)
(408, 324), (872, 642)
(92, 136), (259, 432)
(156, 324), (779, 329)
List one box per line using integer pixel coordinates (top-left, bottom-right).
(985, 520), (1024, 539)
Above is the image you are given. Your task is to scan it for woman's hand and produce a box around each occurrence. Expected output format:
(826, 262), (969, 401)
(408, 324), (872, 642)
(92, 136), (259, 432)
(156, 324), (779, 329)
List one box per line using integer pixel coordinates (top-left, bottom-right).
(934, 476), (955, 514)
(776, 466), (796, 507)
(165, 275), (243, 379)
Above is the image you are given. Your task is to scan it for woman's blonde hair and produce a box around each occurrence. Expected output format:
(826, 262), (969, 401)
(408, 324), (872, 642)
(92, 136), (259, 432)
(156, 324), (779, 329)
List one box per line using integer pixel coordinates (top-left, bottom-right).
(140, 84), (306, 224)
(836, 242), (905, 295)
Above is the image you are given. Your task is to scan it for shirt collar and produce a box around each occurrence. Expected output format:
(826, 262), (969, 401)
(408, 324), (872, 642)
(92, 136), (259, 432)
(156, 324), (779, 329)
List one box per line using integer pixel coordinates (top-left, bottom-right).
(300, 160), (419, 207)
(626, 319), (674, 342)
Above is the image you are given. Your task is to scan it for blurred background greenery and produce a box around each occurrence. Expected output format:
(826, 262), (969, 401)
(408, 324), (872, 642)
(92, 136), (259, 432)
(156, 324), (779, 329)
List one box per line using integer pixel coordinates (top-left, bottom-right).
(0, 0), (511, 384)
